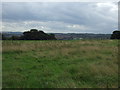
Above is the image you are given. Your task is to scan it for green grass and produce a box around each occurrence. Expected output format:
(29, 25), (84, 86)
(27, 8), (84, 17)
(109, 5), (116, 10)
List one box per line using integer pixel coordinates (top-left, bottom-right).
(2, 40), (118, 88)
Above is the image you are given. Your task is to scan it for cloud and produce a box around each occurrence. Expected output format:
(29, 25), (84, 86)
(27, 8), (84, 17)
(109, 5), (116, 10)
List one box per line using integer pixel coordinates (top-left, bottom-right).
(2, 2), (118, 33)
(67, 24), (89, 30)
(2, 21), (91, 33)
(2, 0), (119, 2)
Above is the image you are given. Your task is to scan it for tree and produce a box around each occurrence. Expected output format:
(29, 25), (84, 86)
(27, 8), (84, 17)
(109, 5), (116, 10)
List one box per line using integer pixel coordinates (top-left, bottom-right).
(48, 34), (56, 40)
(110, 30), (120, 39)
(1, 34), (7, 40)
(21, 29), (56, 40)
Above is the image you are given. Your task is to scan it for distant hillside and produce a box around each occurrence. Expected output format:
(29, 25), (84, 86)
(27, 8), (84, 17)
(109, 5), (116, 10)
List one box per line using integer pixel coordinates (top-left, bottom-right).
(2, 32), (111, 40)
(53, 33), (111, 40)
(2, 32), (23, 37)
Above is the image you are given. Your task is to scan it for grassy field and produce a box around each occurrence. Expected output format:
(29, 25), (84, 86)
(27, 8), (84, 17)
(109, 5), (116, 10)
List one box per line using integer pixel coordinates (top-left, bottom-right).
(2, 40), (118, 88)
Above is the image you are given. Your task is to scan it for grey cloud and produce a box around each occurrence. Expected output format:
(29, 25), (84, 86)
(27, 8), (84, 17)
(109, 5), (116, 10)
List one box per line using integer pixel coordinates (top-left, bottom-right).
(2, 2), (118, 33)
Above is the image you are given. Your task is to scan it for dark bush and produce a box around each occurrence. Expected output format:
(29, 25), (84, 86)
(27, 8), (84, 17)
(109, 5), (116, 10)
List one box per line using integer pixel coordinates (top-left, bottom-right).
(1, 29), (56, 40)
(110, 30), (120, 39)
(21, 29), (56, 40)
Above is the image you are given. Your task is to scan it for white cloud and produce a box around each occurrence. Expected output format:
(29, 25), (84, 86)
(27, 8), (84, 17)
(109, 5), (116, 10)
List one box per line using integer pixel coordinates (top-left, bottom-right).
(2, 20), (92, 33)
(67, 25), (89, 30)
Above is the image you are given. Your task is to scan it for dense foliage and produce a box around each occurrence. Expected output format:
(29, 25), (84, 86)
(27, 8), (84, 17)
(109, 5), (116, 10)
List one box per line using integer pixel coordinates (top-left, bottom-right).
(110, 30), (120, 39)
(1, 29), (56, 40)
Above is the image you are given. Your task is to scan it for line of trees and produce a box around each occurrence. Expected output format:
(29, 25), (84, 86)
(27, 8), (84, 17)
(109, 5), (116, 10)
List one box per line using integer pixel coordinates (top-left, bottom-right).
(1, 29), (57, 40)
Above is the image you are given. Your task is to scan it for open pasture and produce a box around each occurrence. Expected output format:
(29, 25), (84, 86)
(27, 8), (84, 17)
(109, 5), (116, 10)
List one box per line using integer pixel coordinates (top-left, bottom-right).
(2, 40), (118, 88)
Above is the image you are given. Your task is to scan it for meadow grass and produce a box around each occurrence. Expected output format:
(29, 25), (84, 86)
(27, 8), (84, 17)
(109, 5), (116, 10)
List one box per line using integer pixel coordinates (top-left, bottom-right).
(2, 40), (118, 88)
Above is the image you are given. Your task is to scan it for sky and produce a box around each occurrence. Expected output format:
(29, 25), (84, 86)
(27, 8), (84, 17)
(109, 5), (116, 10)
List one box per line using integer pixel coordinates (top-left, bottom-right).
(1, 2), (118, 34)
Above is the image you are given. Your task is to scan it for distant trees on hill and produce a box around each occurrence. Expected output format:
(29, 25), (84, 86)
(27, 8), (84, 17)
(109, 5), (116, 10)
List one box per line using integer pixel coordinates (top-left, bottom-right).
(110, 30), (120, 39)
(1, 29), (56, 40)
(21, 29), (56, 40)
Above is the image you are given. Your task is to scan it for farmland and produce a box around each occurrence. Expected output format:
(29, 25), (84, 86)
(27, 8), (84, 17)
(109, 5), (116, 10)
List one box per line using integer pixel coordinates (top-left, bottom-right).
(2, 40), (118, 88)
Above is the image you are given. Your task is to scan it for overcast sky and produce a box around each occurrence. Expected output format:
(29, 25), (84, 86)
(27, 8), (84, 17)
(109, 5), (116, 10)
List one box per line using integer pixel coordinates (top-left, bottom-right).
(1, 2), (118, 33)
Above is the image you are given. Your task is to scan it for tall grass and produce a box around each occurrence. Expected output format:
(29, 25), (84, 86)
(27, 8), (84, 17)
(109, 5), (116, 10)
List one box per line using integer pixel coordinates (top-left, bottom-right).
(2, 40), (118, 88)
